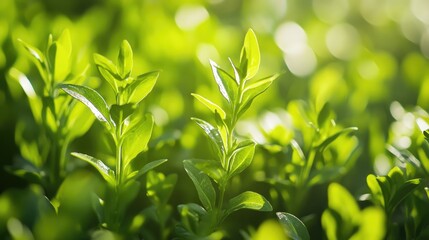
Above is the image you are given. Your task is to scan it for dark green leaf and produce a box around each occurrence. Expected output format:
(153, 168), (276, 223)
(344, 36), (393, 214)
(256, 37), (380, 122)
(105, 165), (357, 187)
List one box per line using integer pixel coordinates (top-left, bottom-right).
(225, 191), (272, 217)
(317, 102), (331, 128)
(192, 93), (226, 119)
(239, 29), (260, 81)
(60, 84), (113, 130)
(388, 178), (422, 214)
(192, 117), (225, 157)
(117, 40), (133, 79)
(183, 160), (216, 211)
(210, 60), (238, 103)
(277, 212), (310, 240)
(308, 166), (346, 186)
(127, 71), (159, 104)
(146, 171), (177, 205)
(71, 152), (115, 185)
(228, 140), (255, 176)
(109, 103), (135, 126)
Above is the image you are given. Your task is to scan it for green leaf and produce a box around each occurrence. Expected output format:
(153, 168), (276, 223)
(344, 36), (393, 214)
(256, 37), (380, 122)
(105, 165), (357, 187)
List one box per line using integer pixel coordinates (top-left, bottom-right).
(350, 207), (385, 240)
(60, 84), (113, 130)
(51, 29), (72, 82)
(239, 29), (260, 81)
(317, 102), (331, 128)
(17, 39), (49, 84)
(192, 93), (226, 119)
(327, 183), (360, 226)
(123, 113), (154, 168)
(126, 159), (168, 181)
(192, 117), (225, 158)
(315, 127), (358, 150)
(225, 191), (272, 217)
(308, 166), (346, 186)
(210, 60), (238, 103)
(93, 54), (120, 92)
(185, 159), (226, 184)
(109, 103), (135, 126)
(321, 209), (340, 240)
(239, 74), (278, 117)
(276, 212), (310, 240)
(228, 140), (255, 176)
(118, 40), (133, 79)
(146, 171), (177, 205)
(66, 100), (96, 140)
(127, 71), (159, 104)
(71, 152), (115, 185)
(183, 160), (216, 211)
(388, 178), (422, 214)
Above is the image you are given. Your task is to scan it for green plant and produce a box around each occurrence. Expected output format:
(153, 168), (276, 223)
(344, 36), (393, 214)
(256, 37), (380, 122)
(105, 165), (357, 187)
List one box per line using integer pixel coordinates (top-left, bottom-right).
(59, 40), (166, 234)
(244, 101), (359, 214)
(322, 182), (386, 240)
(6, 29), (94, 197)
(176, 29), (277, 238)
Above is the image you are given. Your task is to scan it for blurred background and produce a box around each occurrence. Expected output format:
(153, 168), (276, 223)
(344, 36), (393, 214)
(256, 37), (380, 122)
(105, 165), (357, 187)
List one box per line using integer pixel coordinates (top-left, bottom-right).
(1, 0), (429, 238)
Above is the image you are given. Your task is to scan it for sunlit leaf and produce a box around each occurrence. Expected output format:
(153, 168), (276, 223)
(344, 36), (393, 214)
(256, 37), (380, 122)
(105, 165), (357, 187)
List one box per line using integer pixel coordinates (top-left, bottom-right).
(185, 159), (226, 184)
(51, 29), (72, 82)
(228, 140), (255, 176)
(192, 117), (225, 157)
(192, 93), (226, 119)
(388, 178), (422, 214)
(225, 191), (272, 217)
(117, 40), (133, 79)
(239, 29), (260, 81)
(109, 103), (135, 126)
(210, 60), (238, 103)
(276, 212), (310, 240)
(17, 39), (49, 84)
(315, 127), (358, 150)
(127, 71), (159, 104)
(183, 160), (216, 211)
(59, 84), (113, 130)
(71, 152), (115, 186)
(126, 159), (168, 182)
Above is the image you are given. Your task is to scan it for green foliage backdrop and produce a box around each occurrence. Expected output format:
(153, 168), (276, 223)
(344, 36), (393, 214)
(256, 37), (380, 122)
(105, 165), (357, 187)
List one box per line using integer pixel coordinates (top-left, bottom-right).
(1, 0), (429, 239)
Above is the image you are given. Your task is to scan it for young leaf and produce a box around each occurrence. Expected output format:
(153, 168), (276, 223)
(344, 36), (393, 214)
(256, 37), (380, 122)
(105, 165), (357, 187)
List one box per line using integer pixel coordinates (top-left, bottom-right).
(314, 127), (358, 150)
(388, 178), (422, 214)
(71, 152), (115, 186)
(228, 140), (256, 176)
(192, 117), (225, 157)
(183, 160), (216, 211)
(225, 191), (272, 217)
(126, 159), (168, 182)
(276, 212), (310, 240)
(59, 84), (113, 129)
(210, 60), (238, 103)
(109, 104), (135, 126)
(317, 102), (331, 128)
(127, 71), (159, 104)
(51, 29), (72, 82)
(239, 29), (260, 81)
(185, 159), (226, 184)
(123, 113), (154, 168)
(117, 40), (133, 79)
(94, 54), (119, 92)
(17, 39), (49, 84)
(239, 74), (278, 117)
(192, 93), (226, 119)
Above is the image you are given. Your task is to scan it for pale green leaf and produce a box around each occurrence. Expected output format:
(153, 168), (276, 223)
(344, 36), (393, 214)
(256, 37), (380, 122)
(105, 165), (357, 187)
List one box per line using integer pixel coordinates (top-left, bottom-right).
(239, 74), (278, 117)
(126, 159), (168, 182)
(183, 160), (216, 211)
(327, 183), (360, 226)
(277, 212), (310, 240)
(350, 207), (385, 240)
(239, 29), (260, 81)
(192, 93), (226, 119)
(52, 29), (72, 82)
(185, 159), (226, 184)
(71, 152), (115, 185)
(17, 39), (49, 84)
(118, 40), (133, 79)
(94, 53), (119, 92)
(210, 60), (238, 103)
(127, 71), (159, 104)
(192, 117), (225, 158)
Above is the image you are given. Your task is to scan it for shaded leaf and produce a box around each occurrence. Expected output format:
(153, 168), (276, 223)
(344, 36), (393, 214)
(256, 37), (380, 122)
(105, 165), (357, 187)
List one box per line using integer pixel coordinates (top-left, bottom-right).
(60, 84), (113, 129)
(192, 117), (225, 157)
(17, 39), (49, 84)
(146, 171), (177, 205)
(225, 191), (272, 217)
(317, 102), (331, 128)
(315, 127), (358, 150)
(239, 74), (278, 117)
(276, 212), (310, 240)
(185, 159), (226, 184)
(126, 159), (168, 181)
(183, 160), (216, 211)
(71, 152), (115, 185)
(308, 166), (346, 186)
(388, 178), (422, 214)
(109, 103), (135, 126)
